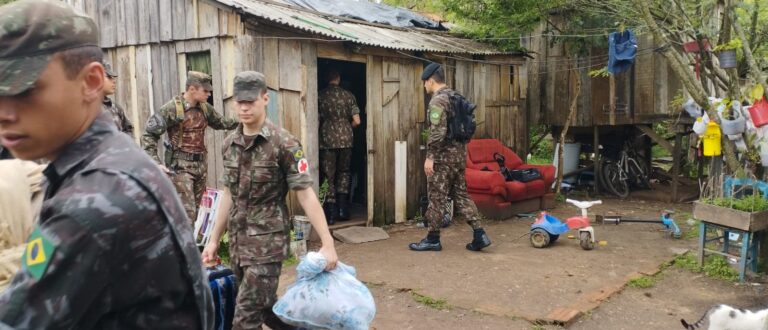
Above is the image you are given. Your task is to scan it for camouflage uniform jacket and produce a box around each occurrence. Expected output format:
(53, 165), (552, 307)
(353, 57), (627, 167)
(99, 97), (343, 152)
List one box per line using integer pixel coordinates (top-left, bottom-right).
(0, 112), (214, 329)
(427, 86), (466, 163)
(142, 94), (239, 162)
(219, 120), (313, 266)
(102, 97), (134, 136)
(318, 85), (360, 149)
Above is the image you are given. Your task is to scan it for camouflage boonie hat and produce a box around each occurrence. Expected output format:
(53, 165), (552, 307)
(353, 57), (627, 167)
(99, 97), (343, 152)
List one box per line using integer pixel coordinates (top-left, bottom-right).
(233, 71), (267, 102)
(103, 63), (117, 78)
(0, 0), (99, 96)
(187, 71), (213, 91)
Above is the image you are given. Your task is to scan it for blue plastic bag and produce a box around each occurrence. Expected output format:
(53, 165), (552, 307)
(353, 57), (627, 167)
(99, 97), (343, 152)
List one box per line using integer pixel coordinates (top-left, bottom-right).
(273, 252), (376, 330)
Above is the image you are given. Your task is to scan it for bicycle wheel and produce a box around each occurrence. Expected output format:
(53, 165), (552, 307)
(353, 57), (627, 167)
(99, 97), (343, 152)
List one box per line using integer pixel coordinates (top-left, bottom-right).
(627, 158), (651, 189)
(602, 161), (630, 198)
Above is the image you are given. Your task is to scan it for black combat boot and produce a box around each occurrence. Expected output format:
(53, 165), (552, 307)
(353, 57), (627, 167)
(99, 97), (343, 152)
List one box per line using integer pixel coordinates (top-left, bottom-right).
(466, 228), (492, 251)
(324, 202), (336, 226)
(337, 193), (350, 221)
(409, 231), (442, 251)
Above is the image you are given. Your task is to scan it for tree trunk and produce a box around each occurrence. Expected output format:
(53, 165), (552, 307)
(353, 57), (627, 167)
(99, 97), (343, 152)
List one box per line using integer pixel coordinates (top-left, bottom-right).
(732, 13), (767, 90)
(635, 1), (740, 173)
(555, 70), (582, 195)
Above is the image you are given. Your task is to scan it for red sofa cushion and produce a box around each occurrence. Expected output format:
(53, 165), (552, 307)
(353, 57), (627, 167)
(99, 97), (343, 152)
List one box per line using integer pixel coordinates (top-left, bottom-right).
(465, 169), (507, 199)
(467, 139), (523, 170)
(503, 180), (528, 202)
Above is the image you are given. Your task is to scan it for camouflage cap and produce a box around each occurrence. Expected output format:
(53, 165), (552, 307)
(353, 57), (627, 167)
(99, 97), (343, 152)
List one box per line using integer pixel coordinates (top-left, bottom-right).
(187, 71), (213, 91)
(103, 63), (117, 78)
(0, 0), (99, 96)
(233, 71), (267, 102)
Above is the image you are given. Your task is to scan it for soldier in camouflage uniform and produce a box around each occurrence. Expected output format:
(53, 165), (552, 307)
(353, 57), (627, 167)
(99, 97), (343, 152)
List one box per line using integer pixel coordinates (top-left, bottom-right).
(142, 71), (239, 225)
(101, 63), (134, 136)
(0, 1), (214, 328)
(202, 71), (339, 329)
(318, 69), (361, 224)
(409, 63), (492, 252)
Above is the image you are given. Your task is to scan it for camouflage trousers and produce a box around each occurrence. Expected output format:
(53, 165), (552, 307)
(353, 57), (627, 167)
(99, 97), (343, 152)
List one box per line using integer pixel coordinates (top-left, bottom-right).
(427, 162), (481, 233)
(232, 262), (294, 330)
(171, 158), (207, 226)
(320, 148), (351, 203)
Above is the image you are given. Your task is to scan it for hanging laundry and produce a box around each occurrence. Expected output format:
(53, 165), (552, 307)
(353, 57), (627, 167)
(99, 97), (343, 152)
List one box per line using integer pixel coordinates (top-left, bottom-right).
(608, 29), (638, 74)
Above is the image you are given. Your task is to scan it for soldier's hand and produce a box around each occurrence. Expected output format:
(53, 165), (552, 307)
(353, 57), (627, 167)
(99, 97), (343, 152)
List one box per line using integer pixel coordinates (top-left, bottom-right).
(319, 245), (338, 271)
(424, 158), (434, 177)
(157, 164), (172, 174)
(201, 242), (219, 266)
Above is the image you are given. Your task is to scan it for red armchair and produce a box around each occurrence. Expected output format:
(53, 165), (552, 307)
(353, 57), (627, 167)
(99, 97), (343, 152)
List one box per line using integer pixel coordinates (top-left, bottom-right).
(465, 139), (556, 219)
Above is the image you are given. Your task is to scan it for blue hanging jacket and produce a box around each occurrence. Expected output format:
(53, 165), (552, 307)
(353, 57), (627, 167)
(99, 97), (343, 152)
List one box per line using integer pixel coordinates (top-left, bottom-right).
(608, 29), (637, 74)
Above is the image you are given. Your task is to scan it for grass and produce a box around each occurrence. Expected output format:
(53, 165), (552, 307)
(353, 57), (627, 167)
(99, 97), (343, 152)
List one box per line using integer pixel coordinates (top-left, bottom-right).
(671, 253), (739, 282)
(528, 155), (553, 165)
(411, 291), (449, 310)
(282, 255), (298, 267)
(627, 275), (658, 288)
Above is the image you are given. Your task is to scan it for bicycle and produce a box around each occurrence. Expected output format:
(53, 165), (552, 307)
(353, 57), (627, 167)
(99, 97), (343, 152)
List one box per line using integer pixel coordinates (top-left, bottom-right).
(600, 141), (651, 198)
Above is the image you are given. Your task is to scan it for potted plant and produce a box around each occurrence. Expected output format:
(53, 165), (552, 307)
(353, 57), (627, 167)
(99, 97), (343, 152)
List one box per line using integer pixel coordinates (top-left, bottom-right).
(693, 190), (768, 232)
(712, 39), (741, 69)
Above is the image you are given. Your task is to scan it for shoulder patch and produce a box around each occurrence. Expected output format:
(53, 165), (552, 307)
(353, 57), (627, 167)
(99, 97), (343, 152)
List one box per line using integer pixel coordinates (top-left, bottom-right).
(297, 158), (309, 174)
(22, 227), (56, 280)
(429, 106), (443, 125)
(293, 149), (304, 161)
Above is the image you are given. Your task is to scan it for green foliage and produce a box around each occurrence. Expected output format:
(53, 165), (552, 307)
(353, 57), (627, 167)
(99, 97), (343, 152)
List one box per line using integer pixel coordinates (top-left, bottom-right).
(0, 0), (16, 5)
(702, 256), (739, 281)
(555, 193), (566, 202)
(318, 179), (330, 205)
(672, 253), (738, 282)
(218, 233), (231, 265)
(528, 124), (553, 164)
(282, 255), (298, 267)
(683, 218), (700, 240)
(588, 67), (610, 77)
(627, 275), (657, 288)
(411, 291), (449, 310)
(704, 192), (768, 212)
(713, 38), (743, 52)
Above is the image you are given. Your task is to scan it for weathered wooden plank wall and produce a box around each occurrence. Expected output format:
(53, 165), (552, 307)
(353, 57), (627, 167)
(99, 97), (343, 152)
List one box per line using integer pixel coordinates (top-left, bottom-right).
(74, 0), (527, 226)
(528, 23), (681, 128)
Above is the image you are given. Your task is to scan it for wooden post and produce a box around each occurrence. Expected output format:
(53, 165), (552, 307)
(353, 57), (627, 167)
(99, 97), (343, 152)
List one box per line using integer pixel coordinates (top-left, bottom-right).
(594, 125), (600, 195)
(609, 75), (616, 125)
(394, 141), (407, 223)
(672, 129), (683, 202)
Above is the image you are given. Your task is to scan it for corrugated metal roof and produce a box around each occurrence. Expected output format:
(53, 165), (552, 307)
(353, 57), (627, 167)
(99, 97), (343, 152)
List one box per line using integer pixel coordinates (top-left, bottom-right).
(216, 0), (511, 55)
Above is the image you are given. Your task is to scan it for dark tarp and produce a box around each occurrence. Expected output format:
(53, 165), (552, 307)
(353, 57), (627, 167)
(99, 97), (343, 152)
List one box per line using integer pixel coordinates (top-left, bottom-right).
(281, 0), (446, 30)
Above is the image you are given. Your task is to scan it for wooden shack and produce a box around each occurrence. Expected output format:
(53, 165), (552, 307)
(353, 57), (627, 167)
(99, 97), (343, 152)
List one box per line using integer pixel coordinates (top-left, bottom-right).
(526, 23), (683, 140)
(63, 0), (528, 225)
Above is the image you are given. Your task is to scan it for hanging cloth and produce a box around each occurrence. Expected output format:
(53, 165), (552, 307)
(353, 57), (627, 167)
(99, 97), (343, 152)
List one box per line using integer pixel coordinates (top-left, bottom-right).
(608, 29), (638, 74)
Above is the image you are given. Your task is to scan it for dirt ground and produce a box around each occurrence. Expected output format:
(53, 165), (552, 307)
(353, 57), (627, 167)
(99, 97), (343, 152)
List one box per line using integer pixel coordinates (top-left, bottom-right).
(278, 197), (768, 329)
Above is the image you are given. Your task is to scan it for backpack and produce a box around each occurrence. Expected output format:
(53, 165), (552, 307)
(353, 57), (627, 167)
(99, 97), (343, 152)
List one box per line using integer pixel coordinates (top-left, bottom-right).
(446, 91), (476, 142)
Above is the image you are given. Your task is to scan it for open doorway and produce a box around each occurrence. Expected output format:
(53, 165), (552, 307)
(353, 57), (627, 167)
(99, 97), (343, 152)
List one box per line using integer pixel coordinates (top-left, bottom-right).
(317, 58), (368, 222)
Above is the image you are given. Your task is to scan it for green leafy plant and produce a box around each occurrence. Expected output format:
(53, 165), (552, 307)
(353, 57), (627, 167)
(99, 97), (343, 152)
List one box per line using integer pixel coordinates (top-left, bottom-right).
(318, 179), (330, 205)
(704, 192), (768, 212)
(588, 67), (610, 77)
(671, 253), (738, 282)
(411, 291), (449, 310)
(627, 275), (657, 288)
(713, 38), (742, 52)
(282, 255), (298, 267)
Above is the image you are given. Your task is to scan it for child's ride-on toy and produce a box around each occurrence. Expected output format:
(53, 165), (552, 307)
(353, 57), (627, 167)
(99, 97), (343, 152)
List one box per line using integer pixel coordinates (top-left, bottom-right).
(530, 199), (602, 250)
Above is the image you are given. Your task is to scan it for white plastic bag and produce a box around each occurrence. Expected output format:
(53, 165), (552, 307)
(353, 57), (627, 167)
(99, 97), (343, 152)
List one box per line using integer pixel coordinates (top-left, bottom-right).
(273, 252), (376, 330)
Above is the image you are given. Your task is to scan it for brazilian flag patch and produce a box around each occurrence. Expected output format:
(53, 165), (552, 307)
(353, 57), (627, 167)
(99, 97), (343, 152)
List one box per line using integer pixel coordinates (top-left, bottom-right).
(22, 227), (56, 280)
(429, 106), (443, 125)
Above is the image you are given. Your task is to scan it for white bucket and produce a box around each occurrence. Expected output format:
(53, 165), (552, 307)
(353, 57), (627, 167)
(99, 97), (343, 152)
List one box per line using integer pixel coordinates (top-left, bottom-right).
(292, 215), (312, 241)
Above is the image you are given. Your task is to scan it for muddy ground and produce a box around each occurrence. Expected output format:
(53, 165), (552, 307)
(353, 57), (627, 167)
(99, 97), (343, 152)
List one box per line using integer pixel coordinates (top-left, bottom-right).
(278, 197), (768, 329)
